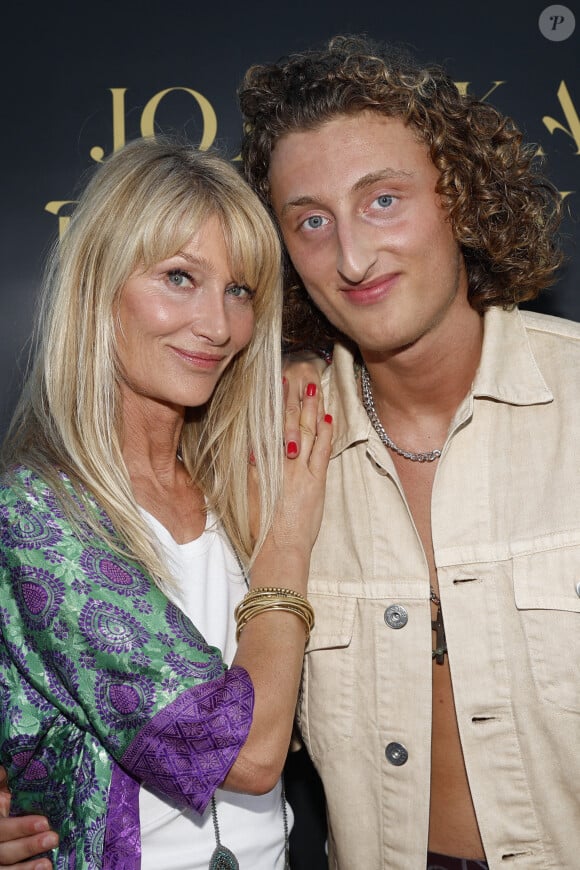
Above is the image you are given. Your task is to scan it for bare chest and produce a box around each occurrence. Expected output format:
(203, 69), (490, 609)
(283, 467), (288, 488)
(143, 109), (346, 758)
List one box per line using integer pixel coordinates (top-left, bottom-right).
(392, 455), (484, 858)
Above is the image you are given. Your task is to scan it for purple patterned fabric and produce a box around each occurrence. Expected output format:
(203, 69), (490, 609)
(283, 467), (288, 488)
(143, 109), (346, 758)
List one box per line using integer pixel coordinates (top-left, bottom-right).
(103, 763), (141, 870)
(121, 665), (254, 814)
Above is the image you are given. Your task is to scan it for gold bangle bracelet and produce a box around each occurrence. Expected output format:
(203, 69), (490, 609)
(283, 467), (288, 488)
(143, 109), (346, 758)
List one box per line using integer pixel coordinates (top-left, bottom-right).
(234, 587), (315, 643)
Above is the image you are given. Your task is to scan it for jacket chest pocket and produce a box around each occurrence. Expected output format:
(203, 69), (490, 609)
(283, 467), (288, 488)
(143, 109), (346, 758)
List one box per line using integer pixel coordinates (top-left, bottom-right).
(513, 546), (580, 713)
(297, 592), (356, 760)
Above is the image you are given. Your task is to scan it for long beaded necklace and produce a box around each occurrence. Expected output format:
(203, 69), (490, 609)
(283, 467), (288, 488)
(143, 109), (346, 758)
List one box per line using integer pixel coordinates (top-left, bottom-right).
(360, 365), (448, 663)
(209, 788), (290, 869)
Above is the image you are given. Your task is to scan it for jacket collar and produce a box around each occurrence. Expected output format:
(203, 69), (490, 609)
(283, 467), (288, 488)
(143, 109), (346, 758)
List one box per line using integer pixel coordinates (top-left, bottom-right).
(326, 307), (553, 458)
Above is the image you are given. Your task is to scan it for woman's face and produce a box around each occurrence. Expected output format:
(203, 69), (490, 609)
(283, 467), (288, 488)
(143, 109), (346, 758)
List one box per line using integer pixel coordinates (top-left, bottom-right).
(116, 214), (255, 414)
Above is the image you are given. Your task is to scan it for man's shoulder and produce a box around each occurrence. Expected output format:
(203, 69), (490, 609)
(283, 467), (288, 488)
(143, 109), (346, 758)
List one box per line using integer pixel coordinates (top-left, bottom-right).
(519, 309), (580, 344)
(516, 310), (580, 397)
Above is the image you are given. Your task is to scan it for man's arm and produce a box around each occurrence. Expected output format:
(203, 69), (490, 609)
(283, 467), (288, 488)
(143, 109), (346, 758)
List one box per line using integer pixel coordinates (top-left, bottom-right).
(0, 767), (58, 869)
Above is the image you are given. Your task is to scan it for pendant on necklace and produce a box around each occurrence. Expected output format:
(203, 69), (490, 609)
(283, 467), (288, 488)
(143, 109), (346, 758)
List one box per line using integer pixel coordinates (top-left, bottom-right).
(209, 844), (240, 870)
(431, 601), (447, 665)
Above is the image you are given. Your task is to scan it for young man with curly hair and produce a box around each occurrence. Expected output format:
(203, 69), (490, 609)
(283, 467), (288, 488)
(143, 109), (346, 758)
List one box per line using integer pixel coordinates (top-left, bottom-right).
(238, 35), (578, 870)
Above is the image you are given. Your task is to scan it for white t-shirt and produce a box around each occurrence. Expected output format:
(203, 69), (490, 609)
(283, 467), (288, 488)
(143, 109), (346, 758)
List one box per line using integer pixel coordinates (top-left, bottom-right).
(139, 511), (292, 870)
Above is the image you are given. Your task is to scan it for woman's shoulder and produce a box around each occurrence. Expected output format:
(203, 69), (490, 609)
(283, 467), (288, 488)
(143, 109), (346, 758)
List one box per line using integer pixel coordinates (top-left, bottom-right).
(0, 464), (54, 509)
(0, 464), (105, 559)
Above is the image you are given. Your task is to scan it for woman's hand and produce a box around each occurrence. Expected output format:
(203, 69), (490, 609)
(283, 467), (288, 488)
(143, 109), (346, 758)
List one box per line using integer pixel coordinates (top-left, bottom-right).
(227, 388), (332, 794)
(257, 375), (332, 583)
(0, 768), (58, 869)
(269, 381), (332, 568)
(282, 352), (328, 459)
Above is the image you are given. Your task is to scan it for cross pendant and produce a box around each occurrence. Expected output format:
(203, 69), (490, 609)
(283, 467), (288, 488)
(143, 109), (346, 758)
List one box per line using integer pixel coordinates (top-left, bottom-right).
(431, 602), (447, 665)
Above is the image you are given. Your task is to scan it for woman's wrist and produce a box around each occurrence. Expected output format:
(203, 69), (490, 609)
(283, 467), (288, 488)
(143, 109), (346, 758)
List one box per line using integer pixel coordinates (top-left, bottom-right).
(235, 586), (315, 643)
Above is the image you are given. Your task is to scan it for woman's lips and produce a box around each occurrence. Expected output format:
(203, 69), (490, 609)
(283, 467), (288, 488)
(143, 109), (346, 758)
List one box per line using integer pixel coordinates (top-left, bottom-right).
(170, 347), (226, 369)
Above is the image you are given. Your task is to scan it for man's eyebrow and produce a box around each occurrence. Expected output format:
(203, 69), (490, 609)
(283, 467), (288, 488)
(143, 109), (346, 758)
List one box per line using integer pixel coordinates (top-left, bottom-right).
(352, 168), (414, 192)
(279, 168), (415, 216)
(280, 195), (325, 217)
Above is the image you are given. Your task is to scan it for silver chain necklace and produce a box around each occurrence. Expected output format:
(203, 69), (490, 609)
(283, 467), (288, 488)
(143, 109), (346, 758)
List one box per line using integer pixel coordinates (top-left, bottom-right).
(360, 365), (442, 463)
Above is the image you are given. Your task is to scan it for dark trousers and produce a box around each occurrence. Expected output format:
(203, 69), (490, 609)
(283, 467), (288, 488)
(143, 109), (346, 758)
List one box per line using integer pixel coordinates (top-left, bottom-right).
(427, 852), (489, 869)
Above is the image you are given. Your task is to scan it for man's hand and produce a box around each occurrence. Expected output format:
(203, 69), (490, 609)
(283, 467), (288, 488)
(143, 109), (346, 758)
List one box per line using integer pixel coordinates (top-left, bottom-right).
(0, 767), (58, 869)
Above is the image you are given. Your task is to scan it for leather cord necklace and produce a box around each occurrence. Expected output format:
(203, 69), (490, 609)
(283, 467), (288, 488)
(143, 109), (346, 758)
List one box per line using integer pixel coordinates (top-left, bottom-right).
(430, 586), (448, 665)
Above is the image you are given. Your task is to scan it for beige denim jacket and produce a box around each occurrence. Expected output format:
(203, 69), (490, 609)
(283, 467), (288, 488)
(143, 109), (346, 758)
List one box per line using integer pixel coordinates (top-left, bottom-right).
(298, 307), (580, 870)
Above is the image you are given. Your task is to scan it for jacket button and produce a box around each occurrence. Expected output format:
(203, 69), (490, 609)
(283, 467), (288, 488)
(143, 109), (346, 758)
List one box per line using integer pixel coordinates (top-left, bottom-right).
(385, 742), (408, 766)
(576, 581), (580, 597)
(384, 604), (408, 629)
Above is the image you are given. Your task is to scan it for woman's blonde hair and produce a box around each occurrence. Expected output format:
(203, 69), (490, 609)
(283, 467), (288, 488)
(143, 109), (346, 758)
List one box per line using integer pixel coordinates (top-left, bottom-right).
(2, 136), (283, 587)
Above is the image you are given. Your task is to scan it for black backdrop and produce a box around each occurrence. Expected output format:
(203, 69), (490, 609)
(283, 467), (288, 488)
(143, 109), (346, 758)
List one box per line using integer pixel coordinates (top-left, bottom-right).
(2, 1), (578, 864)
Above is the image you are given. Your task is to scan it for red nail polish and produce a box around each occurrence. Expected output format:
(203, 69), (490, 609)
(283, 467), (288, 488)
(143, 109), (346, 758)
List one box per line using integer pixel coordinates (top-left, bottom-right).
(287, 441), (298, 456)
(249, 450), (256, 464)
(282, 376), (287, 385)
(306, 383), (317, 397)
(324, 414), (333, 424)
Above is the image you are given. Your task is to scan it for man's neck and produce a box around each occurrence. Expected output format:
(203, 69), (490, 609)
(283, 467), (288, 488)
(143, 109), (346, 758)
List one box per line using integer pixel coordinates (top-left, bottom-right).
(360, 305), (484, 431)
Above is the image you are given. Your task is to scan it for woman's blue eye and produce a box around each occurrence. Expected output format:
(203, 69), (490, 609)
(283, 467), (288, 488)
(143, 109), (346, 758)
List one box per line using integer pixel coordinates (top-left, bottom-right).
(226, 284), (254, 300)
(167, 269), (192, 287)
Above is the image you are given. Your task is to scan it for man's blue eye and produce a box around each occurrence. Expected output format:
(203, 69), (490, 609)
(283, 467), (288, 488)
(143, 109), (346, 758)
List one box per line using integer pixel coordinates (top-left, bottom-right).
(304, 215), (327, 230)
(376, 195), (394, 208)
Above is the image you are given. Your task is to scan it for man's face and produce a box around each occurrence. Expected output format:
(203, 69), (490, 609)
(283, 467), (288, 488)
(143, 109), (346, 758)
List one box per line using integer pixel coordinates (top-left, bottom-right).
(269, 111), (470, 360)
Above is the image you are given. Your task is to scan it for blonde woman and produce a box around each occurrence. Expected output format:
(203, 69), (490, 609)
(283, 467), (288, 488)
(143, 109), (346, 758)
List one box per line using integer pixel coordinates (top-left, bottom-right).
(0, 137), (331, 869)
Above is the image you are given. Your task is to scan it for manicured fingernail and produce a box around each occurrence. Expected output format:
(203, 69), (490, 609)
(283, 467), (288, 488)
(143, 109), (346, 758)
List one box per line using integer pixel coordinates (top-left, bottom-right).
(33, 819), (50, 832)
(249, 450), (256, 465)
(324, 414), (333, 424)
(306, 383), (317, 397)
(282, 376), (287, 385)
(287, 441), (298, 456)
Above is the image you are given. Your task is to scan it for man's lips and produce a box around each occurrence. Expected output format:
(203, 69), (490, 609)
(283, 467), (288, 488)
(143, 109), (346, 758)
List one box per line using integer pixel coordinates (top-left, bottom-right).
(339, 273), (399, 305)
(170, 347), (226, 369)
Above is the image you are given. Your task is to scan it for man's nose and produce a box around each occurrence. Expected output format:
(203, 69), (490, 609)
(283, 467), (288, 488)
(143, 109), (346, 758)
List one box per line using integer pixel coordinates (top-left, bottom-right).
(336, 220), (378, 284)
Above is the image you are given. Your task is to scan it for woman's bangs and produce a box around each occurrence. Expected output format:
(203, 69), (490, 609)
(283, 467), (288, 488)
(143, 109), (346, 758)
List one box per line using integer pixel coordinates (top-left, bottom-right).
(138, 197), (212, 269)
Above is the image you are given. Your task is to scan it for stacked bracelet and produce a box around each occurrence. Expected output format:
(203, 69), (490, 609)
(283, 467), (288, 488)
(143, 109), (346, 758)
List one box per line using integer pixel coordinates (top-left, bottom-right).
(234, 587), (315, 643)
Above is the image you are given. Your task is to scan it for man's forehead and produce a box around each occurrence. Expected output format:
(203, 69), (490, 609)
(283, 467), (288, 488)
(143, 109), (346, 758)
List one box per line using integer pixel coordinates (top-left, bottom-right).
(268, 115), (429, 205)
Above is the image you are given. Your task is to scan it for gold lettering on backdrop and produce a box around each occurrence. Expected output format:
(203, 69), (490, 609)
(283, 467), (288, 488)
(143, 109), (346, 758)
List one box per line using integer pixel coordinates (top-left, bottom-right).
(453, 81), (506, 100)
(48, 87), (219, 236)
(90, 88), (128, 162)
(542, 81), (580, 154)
(141, 88), (217, 151)
(44, 201), (78, 237)
(87, 87), (217, 163)
(46, 81), (576, 237)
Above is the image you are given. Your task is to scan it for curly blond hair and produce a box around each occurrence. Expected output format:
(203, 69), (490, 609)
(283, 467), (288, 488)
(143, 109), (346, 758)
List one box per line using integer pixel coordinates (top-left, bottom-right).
(239, 35), (563, 350)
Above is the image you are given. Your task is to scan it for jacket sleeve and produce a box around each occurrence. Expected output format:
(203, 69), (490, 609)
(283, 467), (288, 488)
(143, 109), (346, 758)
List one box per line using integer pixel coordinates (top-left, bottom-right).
(0, 470), (253, 813)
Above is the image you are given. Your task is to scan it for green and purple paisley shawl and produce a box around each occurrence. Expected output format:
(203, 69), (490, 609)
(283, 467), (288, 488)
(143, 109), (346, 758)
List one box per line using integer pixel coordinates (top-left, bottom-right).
(0, 466), (254, 869)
